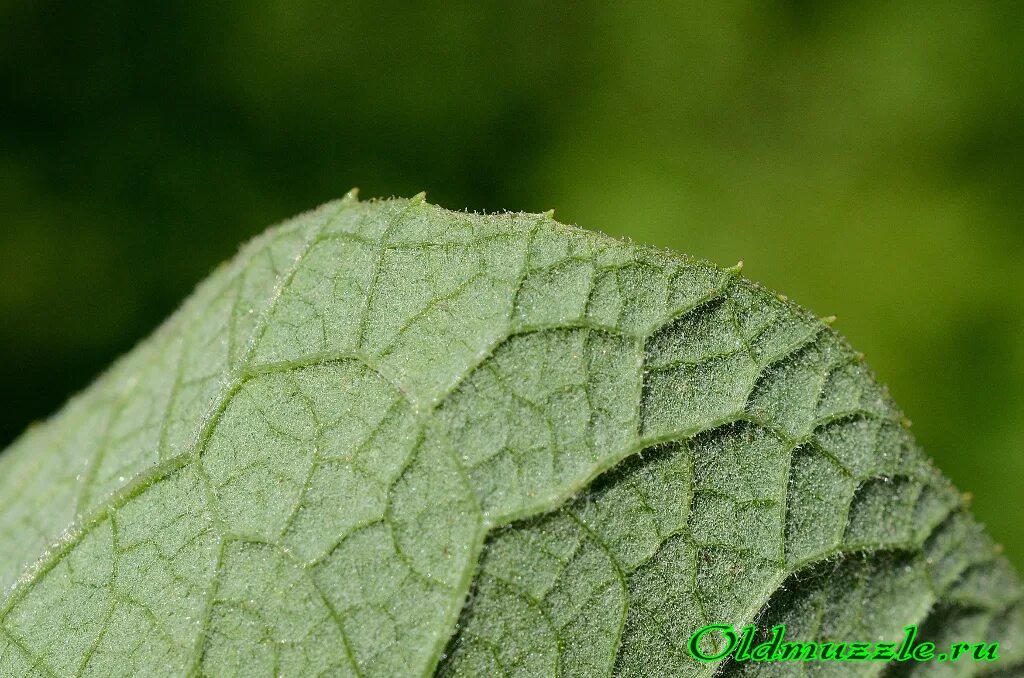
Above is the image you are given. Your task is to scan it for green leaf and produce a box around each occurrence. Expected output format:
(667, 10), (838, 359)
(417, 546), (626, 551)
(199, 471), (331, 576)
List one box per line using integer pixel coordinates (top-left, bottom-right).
(0, 194), (1020, 676)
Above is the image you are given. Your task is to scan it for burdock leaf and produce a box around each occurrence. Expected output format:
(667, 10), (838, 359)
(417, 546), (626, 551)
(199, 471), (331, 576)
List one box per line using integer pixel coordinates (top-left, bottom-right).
(0, 194), (1020, 677)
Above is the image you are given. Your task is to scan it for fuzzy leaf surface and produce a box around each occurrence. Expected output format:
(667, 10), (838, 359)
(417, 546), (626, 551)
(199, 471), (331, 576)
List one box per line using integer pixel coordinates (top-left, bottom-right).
(0, 195), (1020, 676)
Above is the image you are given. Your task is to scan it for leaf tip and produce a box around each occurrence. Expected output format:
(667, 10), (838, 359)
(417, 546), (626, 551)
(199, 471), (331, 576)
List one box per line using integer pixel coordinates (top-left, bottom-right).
(821, 315), (838, 325)
(411, 191), (428, 203)
(727, 260), (744, 274)
(342, 187), (360, 202)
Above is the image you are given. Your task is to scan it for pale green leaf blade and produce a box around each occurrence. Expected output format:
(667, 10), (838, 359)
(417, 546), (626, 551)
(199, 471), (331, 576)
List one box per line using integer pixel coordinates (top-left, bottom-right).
(0, 195), (1020, 677)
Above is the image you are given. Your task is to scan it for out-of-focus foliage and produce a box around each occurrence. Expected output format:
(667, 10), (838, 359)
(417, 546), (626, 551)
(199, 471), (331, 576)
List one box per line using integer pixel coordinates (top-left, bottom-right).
(2, 1), (1022, 566)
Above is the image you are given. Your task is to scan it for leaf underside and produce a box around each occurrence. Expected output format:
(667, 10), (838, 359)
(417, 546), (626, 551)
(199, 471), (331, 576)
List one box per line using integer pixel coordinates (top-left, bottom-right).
(0, 194), (1020, 677)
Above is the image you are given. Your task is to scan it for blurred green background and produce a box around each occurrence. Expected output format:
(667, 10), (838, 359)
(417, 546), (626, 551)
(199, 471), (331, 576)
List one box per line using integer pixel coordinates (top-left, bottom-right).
(2, 2), (1022, 566)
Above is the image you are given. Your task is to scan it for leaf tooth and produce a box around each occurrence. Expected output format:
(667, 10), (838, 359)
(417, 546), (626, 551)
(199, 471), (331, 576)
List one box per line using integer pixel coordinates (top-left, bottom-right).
(411, 191), (428, 203)
(820, 314), (838, 325)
